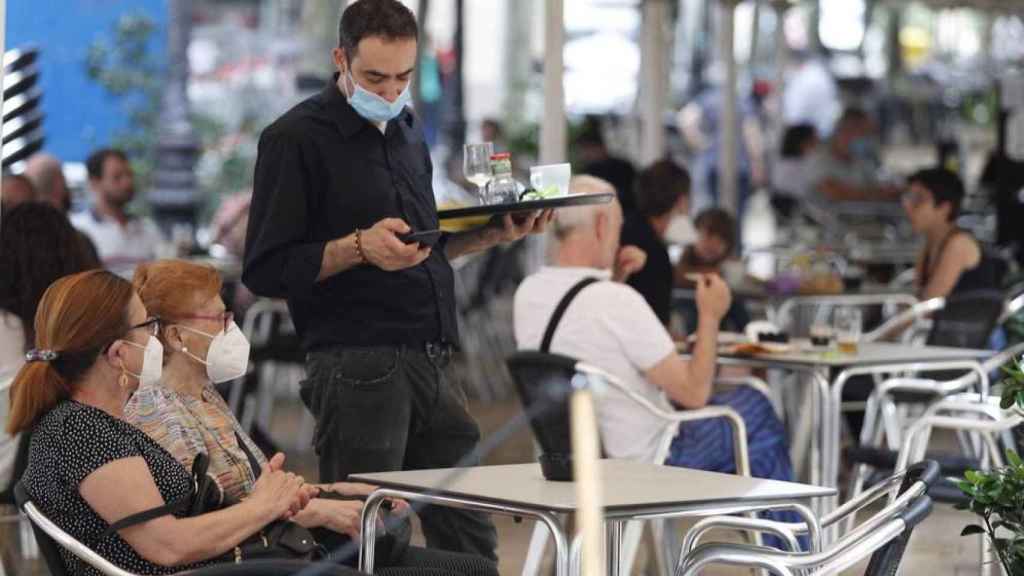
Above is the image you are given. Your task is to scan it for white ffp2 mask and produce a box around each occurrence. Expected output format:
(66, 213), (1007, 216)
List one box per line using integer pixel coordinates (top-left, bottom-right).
(179, 321), (251, 383)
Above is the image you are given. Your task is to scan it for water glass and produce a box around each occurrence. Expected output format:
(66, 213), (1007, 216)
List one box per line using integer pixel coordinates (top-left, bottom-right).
(463, 142), (494, 204)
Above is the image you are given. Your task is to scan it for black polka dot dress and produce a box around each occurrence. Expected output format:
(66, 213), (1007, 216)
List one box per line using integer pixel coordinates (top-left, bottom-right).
(22, 401), (213, 575)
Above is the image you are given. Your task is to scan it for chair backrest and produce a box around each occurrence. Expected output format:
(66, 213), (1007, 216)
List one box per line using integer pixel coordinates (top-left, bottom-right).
(14, 481), (135, 576)
(861, 460), (939, 576)
(14, 481), (70, 576)
(506, 351), (593, 481)
(241, 299), (303, 364)
(926, 290), (1005, 350)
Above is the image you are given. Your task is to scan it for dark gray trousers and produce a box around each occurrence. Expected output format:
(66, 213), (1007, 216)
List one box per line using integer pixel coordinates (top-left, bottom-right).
(300, 346), (498, 561)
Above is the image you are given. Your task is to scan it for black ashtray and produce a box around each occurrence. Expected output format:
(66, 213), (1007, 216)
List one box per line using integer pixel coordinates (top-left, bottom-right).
(757, 331), (790, 344)
(539, 453), (574, 481)
(842, 275), (864, 291)
(810, 335), (832, 347)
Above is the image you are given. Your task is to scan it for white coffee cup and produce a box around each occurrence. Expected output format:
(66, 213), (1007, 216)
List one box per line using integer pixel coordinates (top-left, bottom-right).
(529, 163), (571, 197)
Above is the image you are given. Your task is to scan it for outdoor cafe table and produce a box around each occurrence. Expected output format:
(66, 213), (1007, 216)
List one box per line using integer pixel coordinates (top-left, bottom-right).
(683, 342), (991, 517)
(352, 460), (835, 576)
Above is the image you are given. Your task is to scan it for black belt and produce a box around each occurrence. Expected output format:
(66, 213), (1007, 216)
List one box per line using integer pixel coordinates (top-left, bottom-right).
(420, 342), (454, 362)
(309, 342), (454, 361)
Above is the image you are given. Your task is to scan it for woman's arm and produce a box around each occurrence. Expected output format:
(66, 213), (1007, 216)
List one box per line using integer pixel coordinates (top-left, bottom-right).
(291, 498), (363, 538)
(80, 457), (310, 567)
(920, 234), (981, 300)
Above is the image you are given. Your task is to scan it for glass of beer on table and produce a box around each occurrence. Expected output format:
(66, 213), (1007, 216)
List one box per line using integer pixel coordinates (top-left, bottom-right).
(834, 306), (862, 354)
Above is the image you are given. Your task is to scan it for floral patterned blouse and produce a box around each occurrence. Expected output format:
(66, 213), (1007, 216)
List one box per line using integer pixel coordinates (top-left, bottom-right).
(124, 379), (267, 503)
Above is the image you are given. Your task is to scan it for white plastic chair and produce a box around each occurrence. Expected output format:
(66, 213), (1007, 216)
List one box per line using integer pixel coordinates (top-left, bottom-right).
(514, 358), (756, 576)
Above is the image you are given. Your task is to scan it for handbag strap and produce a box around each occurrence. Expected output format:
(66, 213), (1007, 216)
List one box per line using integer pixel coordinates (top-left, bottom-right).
(100, 453), (211, 539)
(100, 493), (191, 539)
(541, 277), (600, 353)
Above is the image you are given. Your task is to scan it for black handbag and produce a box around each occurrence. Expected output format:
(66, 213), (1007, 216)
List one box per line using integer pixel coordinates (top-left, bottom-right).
(313, 490), (411, 566)
(102, 453), (319, 563)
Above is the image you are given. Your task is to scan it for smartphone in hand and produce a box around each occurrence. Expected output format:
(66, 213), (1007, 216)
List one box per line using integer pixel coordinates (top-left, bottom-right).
(397, 229), (443, 246)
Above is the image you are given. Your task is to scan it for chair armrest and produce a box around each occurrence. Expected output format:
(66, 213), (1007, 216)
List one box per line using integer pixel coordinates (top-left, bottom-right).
(714, 376), (771, 399)
(575, 362), (751, 476)
(682, 516), (803, 556)
(863, 297), (945, 343)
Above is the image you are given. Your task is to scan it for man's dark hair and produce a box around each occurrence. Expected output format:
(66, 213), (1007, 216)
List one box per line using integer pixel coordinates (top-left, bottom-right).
(85, 148), (128, 180)
(780, 123), (817, 159)
(908, 167), (965, 222)
(634, 159), (691, 219)
(339, 0), (419, 59)
(694, 208), (737, 252)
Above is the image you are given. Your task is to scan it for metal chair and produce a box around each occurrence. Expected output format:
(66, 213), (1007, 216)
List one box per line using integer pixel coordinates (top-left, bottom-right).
(507, 351), (757, 576)
(676, 461), (938, 576)
(13, 481), (357, 576)
(228, 298), (312, 452)
(774, 294), (920, 339)
(893, 393), (1023, 576)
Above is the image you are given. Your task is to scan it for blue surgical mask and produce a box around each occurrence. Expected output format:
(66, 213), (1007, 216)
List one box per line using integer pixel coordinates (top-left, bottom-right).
(849, 137), (876, 162)
(343, 71), (411, 124)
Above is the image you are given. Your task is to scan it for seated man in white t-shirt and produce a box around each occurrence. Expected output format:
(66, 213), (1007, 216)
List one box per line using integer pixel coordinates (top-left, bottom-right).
(514, 176), (799, 539)
(71, 148), (165, 271)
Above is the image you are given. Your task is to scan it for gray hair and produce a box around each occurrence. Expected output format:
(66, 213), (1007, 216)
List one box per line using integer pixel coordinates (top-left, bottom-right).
(552, 175), (616, 238)
(24, 154), (62, 196)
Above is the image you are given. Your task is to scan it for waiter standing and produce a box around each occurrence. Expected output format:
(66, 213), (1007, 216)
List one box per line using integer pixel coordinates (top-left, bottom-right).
(243, 0), (550, 560)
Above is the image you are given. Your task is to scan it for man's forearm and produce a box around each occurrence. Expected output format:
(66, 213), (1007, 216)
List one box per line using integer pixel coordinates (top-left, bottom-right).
(686, 316), (721, 403)
(317, 233), (364, 282)
(444, 226), (499, 260)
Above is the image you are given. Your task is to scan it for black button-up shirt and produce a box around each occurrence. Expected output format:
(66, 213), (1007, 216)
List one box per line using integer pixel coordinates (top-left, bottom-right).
(242, 79), (457, 351)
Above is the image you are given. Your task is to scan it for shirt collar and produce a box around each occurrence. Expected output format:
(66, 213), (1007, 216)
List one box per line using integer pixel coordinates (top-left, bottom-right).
(320, 73), (418, 141)
(540, 266), (613, 280)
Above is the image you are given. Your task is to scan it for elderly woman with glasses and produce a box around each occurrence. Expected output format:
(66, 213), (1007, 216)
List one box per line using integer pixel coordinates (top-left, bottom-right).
(124, 260), (497, 575)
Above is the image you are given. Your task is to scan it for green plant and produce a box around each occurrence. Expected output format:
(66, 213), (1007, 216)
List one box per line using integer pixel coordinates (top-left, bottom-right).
(84, 13), (163, 194)
(959, 359), (1024, 574)
(958, 451), (1024, 574)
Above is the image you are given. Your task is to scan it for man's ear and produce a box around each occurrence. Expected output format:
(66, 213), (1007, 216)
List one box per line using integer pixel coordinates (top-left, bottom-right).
(595, 211), (608, 243)
(332, 47), (347, 73)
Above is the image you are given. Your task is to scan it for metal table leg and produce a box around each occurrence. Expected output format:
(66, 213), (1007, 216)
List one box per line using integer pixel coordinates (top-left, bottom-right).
(358, 489), (571, 576)
(607, 521), (622, 576)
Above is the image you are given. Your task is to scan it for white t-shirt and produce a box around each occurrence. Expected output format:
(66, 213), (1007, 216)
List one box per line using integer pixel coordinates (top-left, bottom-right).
(513, 266), (677, 462)
(0, 311), (23, 492)
(71, 210), (165, 271)
(0, 311), (25, 379)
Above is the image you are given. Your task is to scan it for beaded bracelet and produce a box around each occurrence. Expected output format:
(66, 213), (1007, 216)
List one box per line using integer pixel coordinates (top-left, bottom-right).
(354, 229), (368, 265)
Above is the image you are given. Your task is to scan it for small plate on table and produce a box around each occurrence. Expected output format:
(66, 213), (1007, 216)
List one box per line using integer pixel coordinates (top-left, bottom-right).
(437, 192), (615, 220)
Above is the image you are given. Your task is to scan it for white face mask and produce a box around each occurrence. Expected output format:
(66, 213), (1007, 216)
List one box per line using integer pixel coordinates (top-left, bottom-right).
(122, 336), (164, 388)
(664, 213), (696, 245)
(178, 321), (251, 383)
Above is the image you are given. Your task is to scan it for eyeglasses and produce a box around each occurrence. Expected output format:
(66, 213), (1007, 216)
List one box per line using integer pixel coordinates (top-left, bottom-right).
(129, 317), (161, 336)
(180, 311), (234, 332)
(104, 317), (159, 352)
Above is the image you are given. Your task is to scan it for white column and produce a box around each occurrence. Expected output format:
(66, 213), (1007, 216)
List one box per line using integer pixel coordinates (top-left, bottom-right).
(540, 0), (566, 164)
(771, 1), (790, 142)
(718, 0), (739, 213)
(503, 0), (533, 127)
(640, 0), (671, 166)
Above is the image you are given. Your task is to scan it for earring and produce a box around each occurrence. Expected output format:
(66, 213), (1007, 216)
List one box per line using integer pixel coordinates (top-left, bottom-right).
(182, 346), (188, 353)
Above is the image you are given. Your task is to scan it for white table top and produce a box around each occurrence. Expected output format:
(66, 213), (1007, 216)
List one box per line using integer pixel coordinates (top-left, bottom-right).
(350, 460), (835, 514)
(713, 341), (990, 369)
